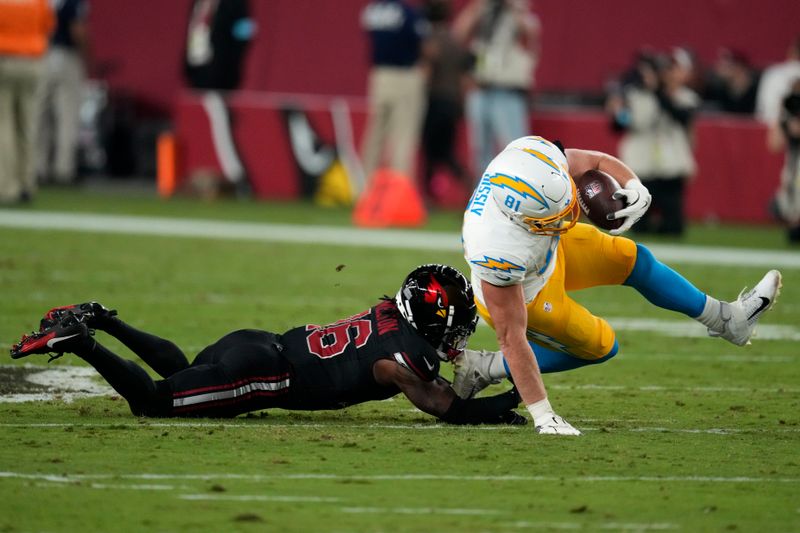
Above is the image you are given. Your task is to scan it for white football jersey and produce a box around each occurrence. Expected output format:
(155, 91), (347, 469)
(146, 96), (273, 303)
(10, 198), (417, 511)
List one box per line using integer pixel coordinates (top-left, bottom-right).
(462, 137), (568, 306)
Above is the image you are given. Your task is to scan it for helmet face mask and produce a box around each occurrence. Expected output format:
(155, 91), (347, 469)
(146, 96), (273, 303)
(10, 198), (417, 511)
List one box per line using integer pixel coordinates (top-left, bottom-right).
(486, 145), (578, 236)
(395, 264), (478, 361)
(438, 321), (477, 360)
(519, 186), (580, 236)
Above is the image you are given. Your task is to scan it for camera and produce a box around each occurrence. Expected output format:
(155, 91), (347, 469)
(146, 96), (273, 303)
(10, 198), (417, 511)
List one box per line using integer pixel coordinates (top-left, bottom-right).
(780, 88), (800, 142)
(783, 92), (800, 118)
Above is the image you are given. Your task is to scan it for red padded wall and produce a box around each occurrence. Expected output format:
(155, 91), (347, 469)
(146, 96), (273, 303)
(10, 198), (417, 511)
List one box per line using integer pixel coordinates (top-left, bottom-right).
(175, 94), (785, 223)
(89, 0), (800, 115)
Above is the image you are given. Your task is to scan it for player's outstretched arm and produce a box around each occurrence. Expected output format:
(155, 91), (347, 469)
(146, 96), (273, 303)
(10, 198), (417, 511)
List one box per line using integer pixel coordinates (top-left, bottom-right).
(482, 281), (547, 404)
(372, 359), (525, 425)
(565, 148), (651, 235)
(482, 280), (581, 435)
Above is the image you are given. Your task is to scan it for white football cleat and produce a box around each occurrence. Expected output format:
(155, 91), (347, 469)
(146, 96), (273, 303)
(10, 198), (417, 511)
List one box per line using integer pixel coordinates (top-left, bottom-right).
(709, 269), (782, 346)
(535, 415), (581, 436)
(452, 349), (502, 399)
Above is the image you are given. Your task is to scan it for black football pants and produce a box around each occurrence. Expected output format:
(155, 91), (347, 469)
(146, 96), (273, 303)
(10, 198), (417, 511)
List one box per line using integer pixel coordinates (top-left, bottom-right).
(74, 319), (290, 418)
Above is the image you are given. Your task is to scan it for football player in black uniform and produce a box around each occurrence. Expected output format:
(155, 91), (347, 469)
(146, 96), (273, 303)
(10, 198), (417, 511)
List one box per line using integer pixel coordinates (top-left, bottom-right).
(11, 264), (524, 424)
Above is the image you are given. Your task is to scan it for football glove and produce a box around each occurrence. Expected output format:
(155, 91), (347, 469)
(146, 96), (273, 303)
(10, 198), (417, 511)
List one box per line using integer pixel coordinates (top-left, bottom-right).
(527, 398), (581, 436)
(608, 179), (651, 235)
(534, 414), (582, 436)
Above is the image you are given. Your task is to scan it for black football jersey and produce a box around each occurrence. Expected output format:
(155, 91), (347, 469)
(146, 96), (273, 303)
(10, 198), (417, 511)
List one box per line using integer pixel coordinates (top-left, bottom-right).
(278, 299), (440, 410)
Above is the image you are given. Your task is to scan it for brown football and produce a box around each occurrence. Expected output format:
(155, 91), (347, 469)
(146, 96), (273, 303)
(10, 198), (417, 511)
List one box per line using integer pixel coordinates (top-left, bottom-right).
(574, 169), (625, 231)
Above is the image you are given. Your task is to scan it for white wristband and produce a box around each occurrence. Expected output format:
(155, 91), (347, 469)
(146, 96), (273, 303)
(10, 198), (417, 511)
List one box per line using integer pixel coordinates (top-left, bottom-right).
(526, 398), (554, 423)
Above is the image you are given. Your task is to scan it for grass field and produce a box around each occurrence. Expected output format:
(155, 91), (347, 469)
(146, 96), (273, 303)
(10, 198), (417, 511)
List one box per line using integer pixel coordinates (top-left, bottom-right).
(1, 187), (799, 532)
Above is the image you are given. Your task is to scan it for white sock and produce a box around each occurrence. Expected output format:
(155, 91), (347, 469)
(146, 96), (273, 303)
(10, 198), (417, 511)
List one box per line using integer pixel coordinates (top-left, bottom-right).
(488, 351), (509, 380)
(695, 296), (730, 332)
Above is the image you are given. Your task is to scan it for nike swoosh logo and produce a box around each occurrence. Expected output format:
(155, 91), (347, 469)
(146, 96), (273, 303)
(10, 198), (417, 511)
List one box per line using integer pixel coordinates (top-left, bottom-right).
(423, 357), (435, 371)
(46, 333), (80, 348)
(747, 297), (771, 320)
(495, 275), (511, 281)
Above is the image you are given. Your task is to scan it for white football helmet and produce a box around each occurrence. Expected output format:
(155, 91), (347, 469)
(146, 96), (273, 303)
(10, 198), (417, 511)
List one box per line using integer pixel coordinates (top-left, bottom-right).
(485, 146), (579, 235)
(503, 135), (564, 155)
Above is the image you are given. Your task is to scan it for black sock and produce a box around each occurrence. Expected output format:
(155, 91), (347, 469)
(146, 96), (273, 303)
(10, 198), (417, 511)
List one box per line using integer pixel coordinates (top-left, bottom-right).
(73, 338), (167, 416)
(99, 317), (189, 378)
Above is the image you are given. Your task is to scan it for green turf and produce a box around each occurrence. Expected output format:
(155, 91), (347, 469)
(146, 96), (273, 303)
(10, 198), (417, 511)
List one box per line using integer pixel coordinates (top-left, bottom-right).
(1, 188), (798, 532)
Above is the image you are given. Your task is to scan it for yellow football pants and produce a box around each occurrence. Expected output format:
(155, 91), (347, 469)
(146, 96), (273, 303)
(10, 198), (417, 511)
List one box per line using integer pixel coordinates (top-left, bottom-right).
(477, 223), (638, 360)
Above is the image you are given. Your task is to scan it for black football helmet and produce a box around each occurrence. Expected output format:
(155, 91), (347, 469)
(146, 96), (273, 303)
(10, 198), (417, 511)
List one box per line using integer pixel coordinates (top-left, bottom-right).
(395, 264), (478, 361)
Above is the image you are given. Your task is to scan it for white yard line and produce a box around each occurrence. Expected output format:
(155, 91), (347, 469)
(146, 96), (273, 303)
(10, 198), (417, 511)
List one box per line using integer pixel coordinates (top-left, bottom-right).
(179, 494), (340, 503)
(477, 316), (800, 343)
(507, 523), (583, 531)
(340, 506), (500, 516)
(3, 471), (799, 484)
(1, 210), (798, 268)
(32, 481), (189, 491)
(89, 483), (177, 491)
(601, 318), (800, 342)
(508, 521), (678, 531)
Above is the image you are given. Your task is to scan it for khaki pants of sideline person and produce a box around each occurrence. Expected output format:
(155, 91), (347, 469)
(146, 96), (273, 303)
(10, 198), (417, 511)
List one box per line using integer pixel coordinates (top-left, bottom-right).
(37, 46), (85, 183)
(0, 55), (43, 203)
(361, 66), (426, 180)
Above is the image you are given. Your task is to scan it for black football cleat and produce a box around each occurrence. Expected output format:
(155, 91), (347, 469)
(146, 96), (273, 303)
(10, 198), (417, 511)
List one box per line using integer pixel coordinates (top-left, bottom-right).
(11, 317), (91, 360)
(39, 301), (117, 331)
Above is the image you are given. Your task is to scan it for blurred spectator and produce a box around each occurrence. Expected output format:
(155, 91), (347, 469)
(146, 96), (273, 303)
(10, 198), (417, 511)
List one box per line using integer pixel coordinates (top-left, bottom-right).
(454, 0), (540, 178)
(704, 48), (760, 115)
(37, 0), (89, 186)
(0, 0), (54, 205)
(420, 0), (471, 199)
(184, 0), (255, 197)
(768, 78), (800, 243)
(611, 48), (700, 236)
(360, 0), (429, 181)
(184, 0), (254, 91)
(606, 50), (655, 133)
(755, 35), (800, 125)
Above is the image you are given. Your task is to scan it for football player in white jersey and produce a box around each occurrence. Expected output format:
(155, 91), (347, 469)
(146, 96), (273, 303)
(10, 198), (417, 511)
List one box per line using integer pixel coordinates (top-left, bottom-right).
(458, 135), (782, 436)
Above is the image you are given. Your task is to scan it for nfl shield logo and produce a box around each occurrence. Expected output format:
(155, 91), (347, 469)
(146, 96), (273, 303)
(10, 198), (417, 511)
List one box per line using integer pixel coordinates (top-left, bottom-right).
(585, 182), (602, 199)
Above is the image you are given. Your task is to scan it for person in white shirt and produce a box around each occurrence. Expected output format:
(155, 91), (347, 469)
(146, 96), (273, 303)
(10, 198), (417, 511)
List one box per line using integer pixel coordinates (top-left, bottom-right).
(755, 36), (800, 125)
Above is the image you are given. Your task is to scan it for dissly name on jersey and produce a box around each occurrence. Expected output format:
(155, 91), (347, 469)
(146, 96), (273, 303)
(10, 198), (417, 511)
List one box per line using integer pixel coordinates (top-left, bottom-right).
(466, 175), (492, 216)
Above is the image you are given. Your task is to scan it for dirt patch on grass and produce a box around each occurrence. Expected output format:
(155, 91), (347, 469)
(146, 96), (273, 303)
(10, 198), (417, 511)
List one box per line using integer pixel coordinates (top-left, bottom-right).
(0, 365), (112, 402)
